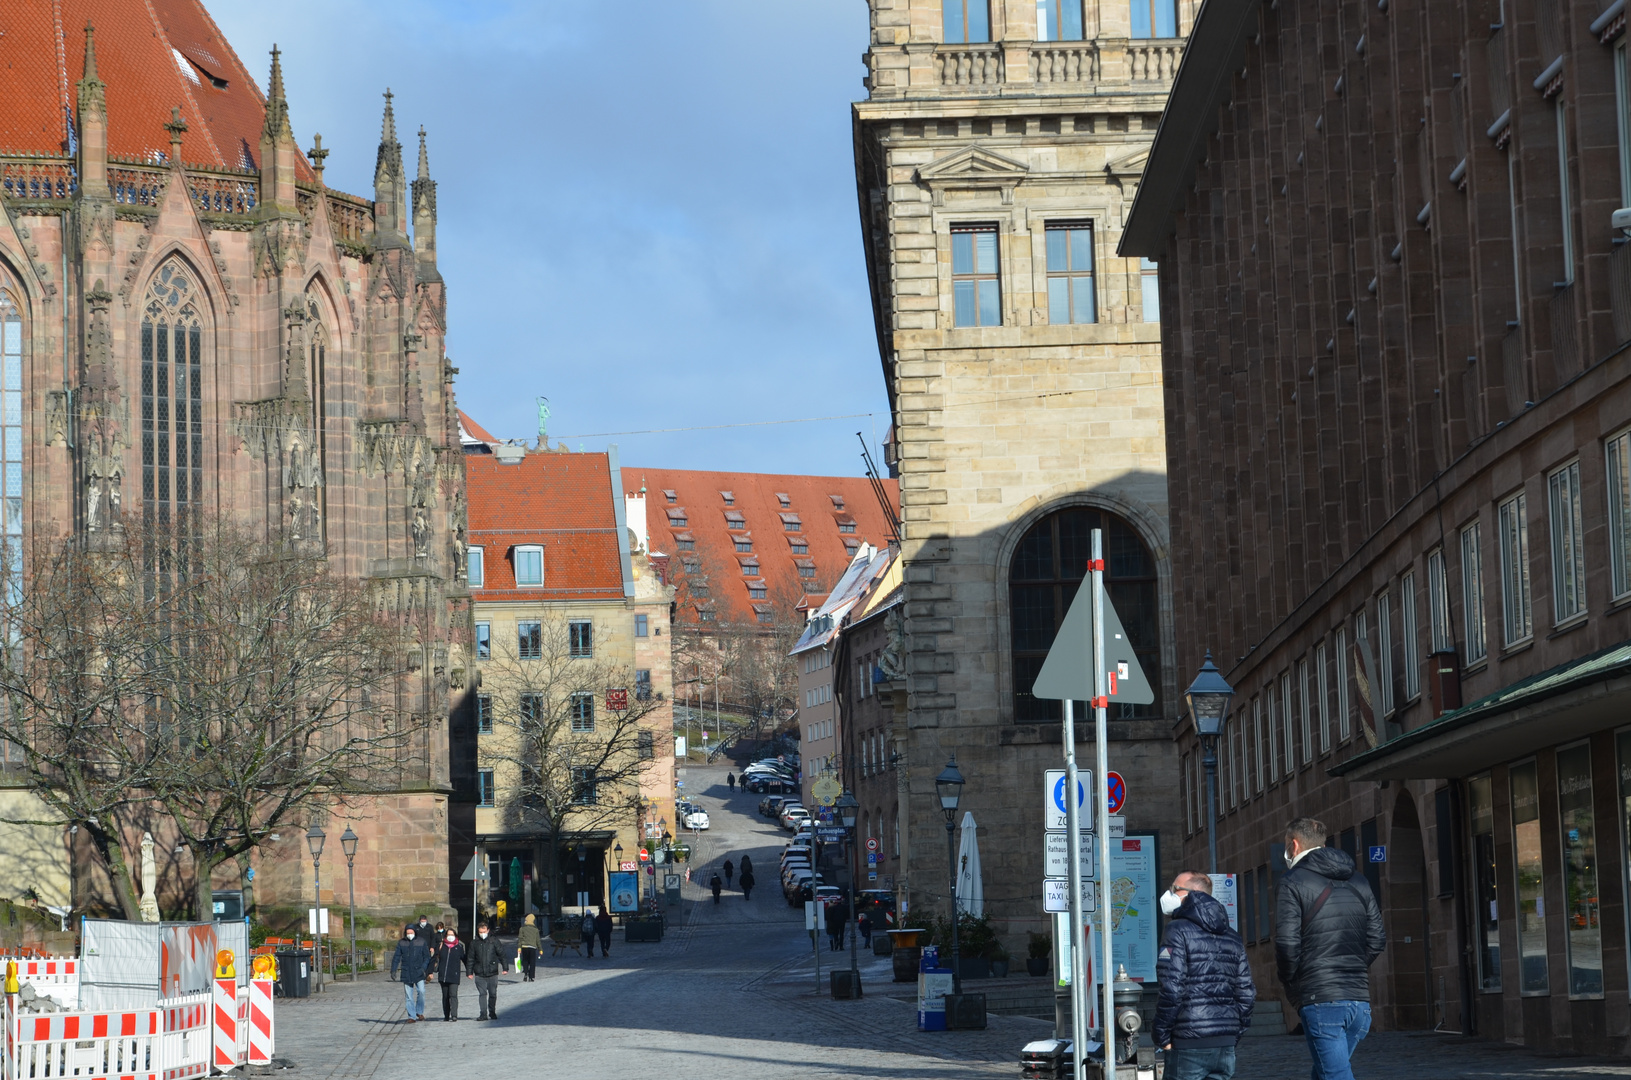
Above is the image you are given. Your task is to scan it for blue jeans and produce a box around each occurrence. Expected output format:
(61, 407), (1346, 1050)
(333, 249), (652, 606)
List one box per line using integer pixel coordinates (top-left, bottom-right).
(1165, 1045), (1236, 1080)
(1299, 1001), (1371, 1080)
(402, 979), (425, 1019)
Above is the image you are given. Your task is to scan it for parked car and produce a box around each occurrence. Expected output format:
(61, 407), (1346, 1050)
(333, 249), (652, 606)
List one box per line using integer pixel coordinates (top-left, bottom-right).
(682, 809), (710, 830)
(781, 844), (812, 865)
(760, 795), (788, 818)
(784, 872), (817, 905)
(855, 889), (897, 929)
(780, 804), (809, 829)
(745, 773), (792, 794)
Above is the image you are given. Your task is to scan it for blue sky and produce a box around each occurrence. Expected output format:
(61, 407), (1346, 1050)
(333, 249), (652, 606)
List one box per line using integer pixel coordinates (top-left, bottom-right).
(212, 1), (889, 477)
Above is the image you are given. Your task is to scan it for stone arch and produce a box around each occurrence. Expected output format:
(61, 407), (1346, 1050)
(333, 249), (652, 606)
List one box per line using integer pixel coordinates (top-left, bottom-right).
(990, 481), (1175, 724)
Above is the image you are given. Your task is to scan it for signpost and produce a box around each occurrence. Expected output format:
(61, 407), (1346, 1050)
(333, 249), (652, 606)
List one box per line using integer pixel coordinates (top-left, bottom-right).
(813, 774), (842, 808)
(1105, 771), (1127, 814)
(1043, 878), (1098, 914)
(1031, 528), (1154, 1080)
(1044, 832), (1096, 878)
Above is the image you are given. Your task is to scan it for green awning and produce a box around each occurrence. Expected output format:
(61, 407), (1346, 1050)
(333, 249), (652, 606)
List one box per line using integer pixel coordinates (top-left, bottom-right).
(1329, 637), (1631, 781)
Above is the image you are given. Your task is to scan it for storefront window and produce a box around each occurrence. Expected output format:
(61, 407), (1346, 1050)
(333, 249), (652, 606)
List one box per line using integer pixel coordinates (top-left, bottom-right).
(1510, 761), (1549, 994)
(1469, 774), (1500, 991)
(1557, 743), (1602, 997)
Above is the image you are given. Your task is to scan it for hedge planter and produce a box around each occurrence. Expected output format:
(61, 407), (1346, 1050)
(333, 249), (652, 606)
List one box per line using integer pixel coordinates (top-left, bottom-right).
(1026, 957), (1050, 977)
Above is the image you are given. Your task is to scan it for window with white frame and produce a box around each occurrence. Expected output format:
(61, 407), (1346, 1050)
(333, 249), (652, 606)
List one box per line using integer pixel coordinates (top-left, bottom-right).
(1548, 461), (1586, 623)
(1462, 522), (1488, 663)
(1609, 431), (1631, 598)
(1377, 592), (1395, 715)
(571, 766), (597, 805)
(952, 224), (1002, 327)
(1401, 570), (1420, 701)
(1427, 549), (1452, 654)
(1316, 640), (1331, 754)
(1335, 625), (1351, 740)
(517, 620), (542, 660)
(514, 544), (543, 586)
(467, 546), (484, 587)
(1499, 492), (1532, 644)
(475, 621), (490, 660)
(1298, 658), (1313, 765)
(1037, 0), (1084, 40)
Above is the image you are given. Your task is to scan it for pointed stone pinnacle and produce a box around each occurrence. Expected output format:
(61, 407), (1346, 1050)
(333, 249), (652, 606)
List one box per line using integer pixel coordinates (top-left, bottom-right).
(262, 46), (291, 141)
(82, 23), (99, 82)
(417, 127), (429, 180)
(381, 89), (398, 145)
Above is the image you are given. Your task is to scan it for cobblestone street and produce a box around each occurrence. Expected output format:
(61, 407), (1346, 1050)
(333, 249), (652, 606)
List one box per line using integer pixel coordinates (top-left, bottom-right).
(264, 767), (1631, 1079)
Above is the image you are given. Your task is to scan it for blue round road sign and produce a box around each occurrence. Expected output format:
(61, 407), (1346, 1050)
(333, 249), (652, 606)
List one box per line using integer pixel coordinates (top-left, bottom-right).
(1106, 771), (1126, 814)
(1053, 775), (1086, 815)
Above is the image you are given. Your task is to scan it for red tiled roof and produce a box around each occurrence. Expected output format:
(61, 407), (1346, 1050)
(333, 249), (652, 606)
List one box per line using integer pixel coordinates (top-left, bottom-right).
(458, 409), (497, 444)
(0, 0), (312, 178)
(629, 468), (898, 627)
(465, 451), (625, 602)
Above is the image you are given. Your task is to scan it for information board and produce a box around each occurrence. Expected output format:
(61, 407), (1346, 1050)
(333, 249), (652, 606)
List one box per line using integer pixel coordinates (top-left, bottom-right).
(607, 871), (640, 913)
(1088, 834), (1160, 982)
(1212, 873), (1239, 932)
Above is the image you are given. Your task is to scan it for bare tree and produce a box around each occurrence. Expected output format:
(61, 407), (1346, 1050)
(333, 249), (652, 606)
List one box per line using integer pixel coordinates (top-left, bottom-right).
(0, 520), (420, 920)
(478, 613), (663, 915)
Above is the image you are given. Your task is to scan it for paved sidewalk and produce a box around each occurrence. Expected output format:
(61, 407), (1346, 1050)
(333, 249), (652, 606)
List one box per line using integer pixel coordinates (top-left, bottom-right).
(1238, 1029), (1631, 1078)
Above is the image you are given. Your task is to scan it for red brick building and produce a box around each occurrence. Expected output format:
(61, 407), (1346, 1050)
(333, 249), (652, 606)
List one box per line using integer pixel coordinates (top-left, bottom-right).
(1123, 0), (1631, 1053)
(0, 2), (468, 923)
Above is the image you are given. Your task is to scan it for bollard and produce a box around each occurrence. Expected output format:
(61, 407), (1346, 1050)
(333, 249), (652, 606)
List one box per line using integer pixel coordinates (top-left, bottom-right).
(212, 951), (238, 1073)
(245, 978), (273, 1066)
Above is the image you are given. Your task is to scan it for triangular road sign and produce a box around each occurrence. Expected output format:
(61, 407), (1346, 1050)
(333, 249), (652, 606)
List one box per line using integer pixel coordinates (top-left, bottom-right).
(1032, 579), (1154, 704)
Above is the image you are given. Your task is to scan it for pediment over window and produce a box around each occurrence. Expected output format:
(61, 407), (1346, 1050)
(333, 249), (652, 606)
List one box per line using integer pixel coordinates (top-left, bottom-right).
(916, 144), (1030, 205)
(1105, 148), (1150, 180)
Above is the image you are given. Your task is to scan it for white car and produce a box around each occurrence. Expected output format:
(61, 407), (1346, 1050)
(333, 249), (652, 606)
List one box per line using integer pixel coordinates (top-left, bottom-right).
(683, 809), (710, 830)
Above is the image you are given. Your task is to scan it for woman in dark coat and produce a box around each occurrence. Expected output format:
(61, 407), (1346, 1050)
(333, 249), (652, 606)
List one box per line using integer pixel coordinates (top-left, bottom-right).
(593, 905), (614, 957)
(434, 928), (467, 1021)
(739, 869), (755, 900)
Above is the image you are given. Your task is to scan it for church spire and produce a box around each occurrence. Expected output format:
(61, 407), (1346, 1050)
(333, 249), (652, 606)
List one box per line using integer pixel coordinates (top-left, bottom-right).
(372, 89), (408, 243)
(75, 23), (108, 194)
(412, 127), (440, 282)
(256, 45), (298, 213)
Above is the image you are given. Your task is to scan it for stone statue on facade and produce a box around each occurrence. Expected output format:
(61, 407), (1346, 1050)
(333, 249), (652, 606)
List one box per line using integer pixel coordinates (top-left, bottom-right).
(138, 831), (160, 923)
(284, 436), (322, 541)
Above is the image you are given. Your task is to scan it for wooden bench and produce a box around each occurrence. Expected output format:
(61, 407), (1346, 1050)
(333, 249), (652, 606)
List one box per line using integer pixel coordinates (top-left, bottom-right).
(548, 931), (581, 957)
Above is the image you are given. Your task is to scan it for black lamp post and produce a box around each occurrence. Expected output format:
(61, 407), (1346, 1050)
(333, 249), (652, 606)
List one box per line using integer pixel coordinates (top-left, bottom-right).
(1185, 651), (1235, 874)
(340, 826), (358, 982)
(935, 756), (965, 995)
(576, 843), (586, 913)
(305, 824), (325, 991)
(836, 791), (860, 991)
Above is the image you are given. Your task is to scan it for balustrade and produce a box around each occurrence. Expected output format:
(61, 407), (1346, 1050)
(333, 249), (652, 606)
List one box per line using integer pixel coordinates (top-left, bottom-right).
(189, 172), (256, 216)
(1030, 43), (1099, 84)
(325, 192), (374, 243)
(109, 164), (165, 207)
(1, 158), (76, 201)
(935, 45), (1004, 88)
(1128, 41), (1182, 81)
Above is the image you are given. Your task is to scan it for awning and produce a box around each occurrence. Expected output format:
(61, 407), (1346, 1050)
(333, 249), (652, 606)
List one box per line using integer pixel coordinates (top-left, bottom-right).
(1330, 638), (1631, 781)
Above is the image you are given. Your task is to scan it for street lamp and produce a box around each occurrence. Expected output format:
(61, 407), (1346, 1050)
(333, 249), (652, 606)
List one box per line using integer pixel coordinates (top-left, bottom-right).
(935, 756), (965, 995)
(1185, 651), (1235, 874)
(576, 844), (586, 913)
(340, 826), (358, 983)
(836, 791), (860, 993)
(305, 824), (325, 991)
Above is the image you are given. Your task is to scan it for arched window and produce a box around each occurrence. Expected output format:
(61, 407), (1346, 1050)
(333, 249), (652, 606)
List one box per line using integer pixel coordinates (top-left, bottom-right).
(141, 260), (203, 535)
(1010, 507), (1160, 721)
(0, 285), (21, 598)
(305, 295), (329, 540)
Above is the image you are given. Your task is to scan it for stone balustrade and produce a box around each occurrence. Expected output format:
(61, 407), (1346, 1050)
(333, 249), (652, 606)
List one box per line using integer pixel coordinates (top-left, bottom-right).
(188, 170), (257, 216)
(1127, 41), (1183, 82)
(1030, 43), (1100, 84)
(1, 158), (76, 202)
(935, 44), (1004, 88)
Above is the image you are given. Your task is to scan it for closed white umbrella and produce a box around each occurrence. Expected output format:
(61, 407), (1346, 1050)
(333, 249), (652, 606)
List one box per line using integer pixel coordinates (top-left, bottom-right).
(955, 811), (984, 919)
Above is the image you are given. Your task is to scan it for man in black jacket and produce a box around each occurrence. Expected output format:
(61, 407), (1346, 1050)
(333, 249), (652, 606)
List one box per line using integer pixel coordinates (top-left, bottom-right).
(388, 925), (430, 1023)
(1275, 817), (1386, 1080)
(467, 921), (508, 1020)
(1153, 872), (1254, 1080)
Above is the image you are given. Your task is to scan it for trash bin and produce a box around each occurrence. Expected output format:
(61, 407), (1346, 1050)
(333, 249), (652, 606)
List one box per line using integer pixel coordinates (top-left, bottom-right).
(275, 948), (312, 998)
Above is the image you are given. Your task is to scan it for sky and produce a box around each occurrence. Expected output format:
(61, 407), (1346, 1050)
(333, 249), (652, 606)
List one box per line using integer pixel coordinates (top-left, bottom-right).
(211, 1), (889, 478)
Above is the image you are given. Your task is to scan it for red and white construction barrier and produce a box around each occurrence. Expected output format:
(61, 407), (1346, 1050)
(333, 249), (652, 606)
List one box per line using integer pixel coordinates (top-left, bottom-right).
(0, 957), (79, 1008)
(210, 978), (236, 1073)
(1, 997), (163, 1080)
(245, 980), (272, 1066)
(158, 991), (210, 1080)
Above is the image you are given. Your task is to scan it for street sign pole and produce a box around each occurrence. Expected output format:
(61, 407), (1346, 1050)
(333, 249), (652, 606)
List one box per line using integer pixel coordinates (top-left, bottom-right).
(1061, 698), (1088, 1074)
(1091, 529), (1116, 1080)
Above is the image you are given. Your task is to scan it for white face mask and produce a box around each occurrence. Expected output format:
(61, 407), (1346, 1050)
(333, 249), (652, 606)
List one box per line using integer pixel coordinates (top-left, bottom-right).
(446, 936), (456, 945)
(1284, 847), (1297, 869)
(1159, 890), (1184, 916)
(478, 932), (488, 939)
(406, 932), (414, 940)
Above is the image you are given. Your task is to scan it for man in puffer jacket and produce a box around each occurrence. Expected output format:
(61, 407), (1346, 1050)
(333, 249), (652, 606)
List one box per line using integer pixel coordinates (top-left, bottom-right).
(1153, 871), (1255, 1080)
(1275, 816), (1386, 1080)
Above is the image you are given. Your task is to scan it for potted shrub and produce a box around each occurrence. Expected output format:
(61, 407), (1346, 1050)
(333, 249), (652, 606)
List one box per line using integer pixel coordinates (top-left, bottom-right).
(986, 941), (1010, 979)
(1026, 932), (1051, 977)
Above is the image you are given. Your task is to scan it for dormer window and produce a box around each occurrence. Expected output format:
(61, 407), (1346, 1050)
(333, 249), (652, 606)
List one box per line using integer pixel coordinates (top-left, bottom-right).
(836, 514), (857, 534)
(663, 489), (677, 504)
(667, 508), (688, 527)
(790, 538), (809, 555)
(748, 581), (767, 599)
(828, 495), (845, 511)
(720, 490), (735, 505)
(776, 493), (791, 508)
(724, 510), (746, 528)
(780, 512), (802, 532)
(513, 545), (543, 586)
(734, 536), (753, 552)
(468, 546), (484, 587)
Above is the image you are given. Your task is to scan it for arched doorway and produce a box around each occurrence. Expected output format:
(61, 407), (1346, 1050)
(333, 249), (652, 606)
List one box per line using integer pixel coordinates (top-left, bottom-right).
(1386, 791), (1432, 1028)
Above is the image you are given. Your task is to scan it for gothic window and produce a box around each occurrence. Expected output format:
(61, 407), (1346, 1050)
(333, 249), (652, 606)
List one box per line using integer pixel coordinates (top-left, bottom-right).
(0, 287), (21, 600)
(1010, 507), (1161, 722)
(141, 260), (204, 538)
(305, 295), (329, 540)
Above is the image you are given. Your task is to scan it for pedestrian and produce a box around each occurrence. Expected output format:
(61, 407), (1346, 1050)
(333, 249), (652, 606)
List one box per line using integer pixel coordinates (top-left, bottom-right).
(594, 905), (614, 956)
(579, 908), (596, 957)
(1152, 871), (1255, 1080)
(740, 854), (753, 876)
(722, 859), (734, 886)
(858, 910), (872, 948)
(1276, 816), (1386, 1080)
(467, 920), (506, 1021)
(727, 772), (736, 792)
(389, 924), (430, 1023)
(434, 927), (466, 1022)
(826, 898), (847, 951)
(516, 913), (540, 982)
(429, 922), (447, 970)
(415, 914), (432, 940)
(739, 869), (755, 900)
(710, 872), (723, 905)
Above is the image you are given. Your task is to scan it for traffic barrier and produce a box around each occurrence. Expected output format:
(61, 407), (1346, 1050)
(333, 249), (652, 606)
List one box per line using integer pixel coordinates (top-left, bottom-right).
(158, 991), (210, 1080)
(0, 957), (79, 1008)
(211, 978), (236, 1072)
(1, 992), (162, 1080)
(245, 980), (272, 1066)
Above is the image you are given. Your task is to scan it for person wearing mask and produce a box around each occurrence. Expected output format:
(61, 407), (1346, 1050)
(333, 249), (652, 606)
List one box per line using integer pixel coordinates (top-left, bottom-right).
(857, 909), (873, 949)
(1153, 872), (1255, 1080)
(710, 872), (723, 905)
(1276, 816), (1386, 1080)
(516, 914), (541, 982)
(727, 772), (736, 792)
(434, 928), (466, 1022)
(722, 859), (734, 887)
(580, 908), (596, 957)
(594, 905), (614, 957)
(415, 915), (432, 940)
(389, 924), (430, 1023)
(467, 921), (507, 1021)
(739, 868), (755, 901)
